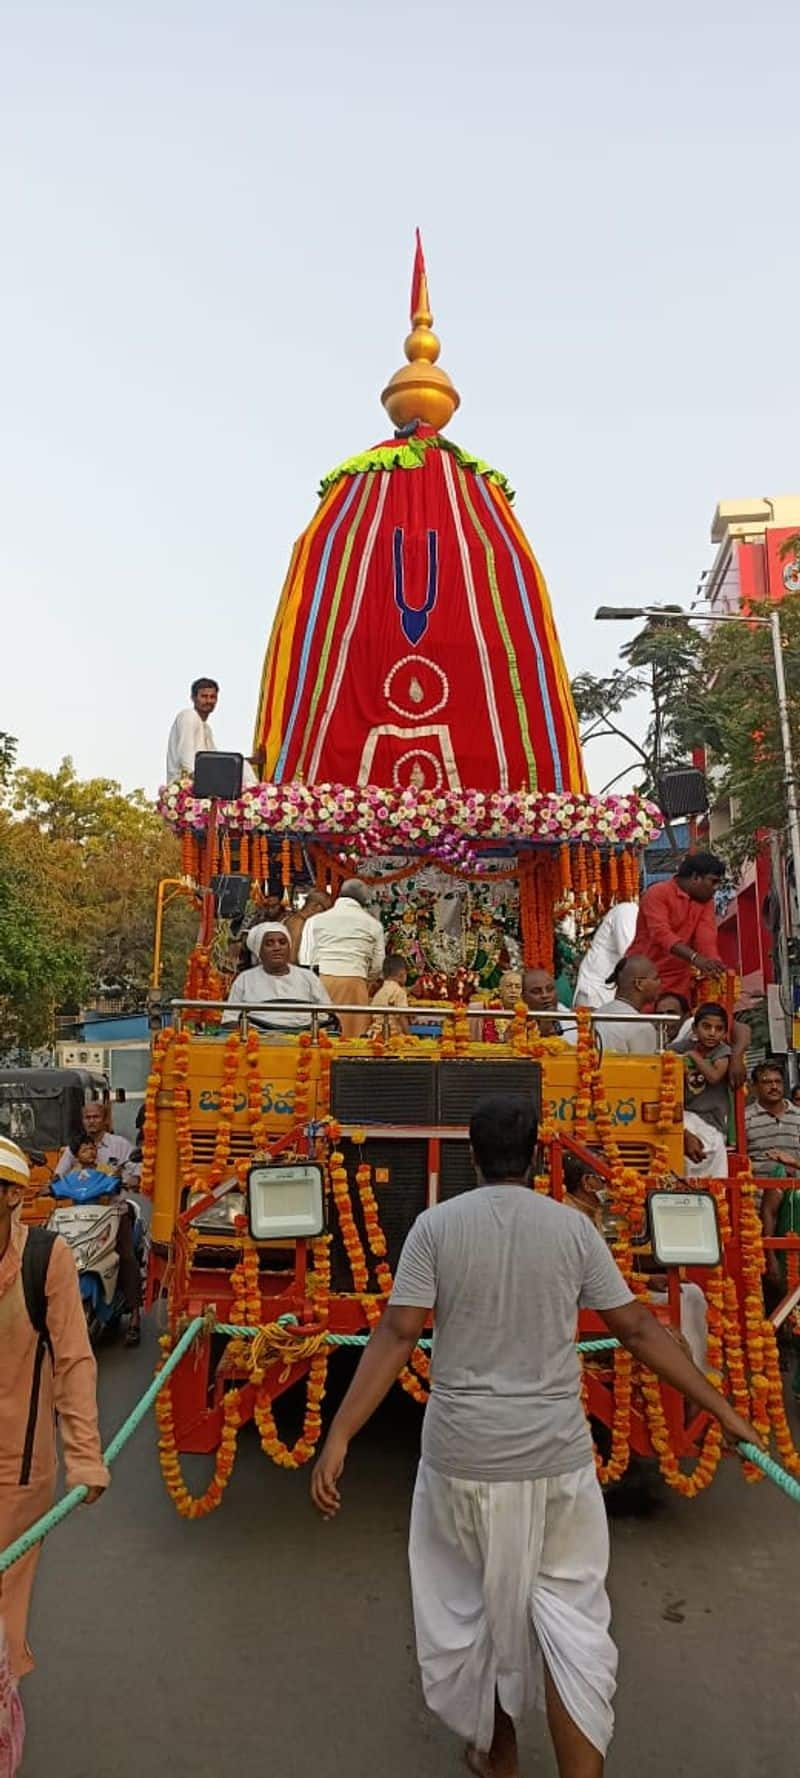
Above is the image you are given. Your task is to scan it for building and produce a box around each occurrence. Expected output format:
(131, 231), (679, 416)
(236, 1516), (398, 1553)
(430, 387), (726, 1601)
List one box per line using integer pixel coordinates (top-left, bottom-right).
(696, 495), (800, 1008)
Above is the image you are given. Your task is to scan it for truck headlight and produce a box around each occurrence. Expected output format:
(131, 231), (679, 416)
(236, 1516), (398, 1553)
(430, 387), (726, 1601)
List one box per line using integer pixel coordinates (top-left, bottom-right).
(248, 1163), (325, 1240)
(188, 1188), (247, 1233)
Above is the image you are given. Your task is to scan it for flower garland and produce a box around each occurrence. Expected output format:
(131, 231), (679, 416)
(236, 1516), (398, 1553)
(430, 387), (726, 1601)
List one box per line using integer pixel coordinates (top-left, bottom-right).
(294, 1032), (313, 1127)
(159, 778), (661, 857)
(155, 1332), (244, 1518)
(139, 1028), (174, 1197)
(253, 1351), (329, 1469)
(574, 1007), (594, 1142)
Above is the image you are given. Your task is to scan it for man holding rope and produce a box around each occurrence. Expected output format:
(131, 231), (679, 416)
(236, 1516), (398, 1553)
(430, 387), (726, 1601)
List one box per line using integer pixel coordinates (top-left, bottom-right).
(0, 1138), (107, 1680)
(311, 1096), (761, 1778)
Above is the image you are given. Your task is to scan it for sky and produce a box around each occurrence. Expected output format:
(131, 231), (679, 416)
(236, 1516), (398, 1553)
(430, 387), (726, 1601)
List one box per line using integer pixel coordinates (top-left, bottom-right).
(2, 0), (799, 801)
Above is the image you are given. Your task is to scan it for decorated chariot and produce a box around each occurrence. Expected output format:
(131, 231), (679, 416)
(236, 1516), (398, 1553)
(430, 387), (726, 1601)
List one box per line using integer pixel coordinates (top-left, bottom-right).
(145, 240), (799, 1514)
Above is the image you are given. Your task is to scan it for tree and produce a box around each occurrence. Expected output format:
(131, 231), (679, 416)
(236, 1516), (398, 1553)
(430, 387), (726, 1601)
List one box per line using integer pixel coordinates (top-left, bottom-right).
(11, 756), (157, 843)
(688, 593), (800, 873)
(0, 754), (197, 1046)
(0, 819), (87, 1050)
(572, 612), (707, 859)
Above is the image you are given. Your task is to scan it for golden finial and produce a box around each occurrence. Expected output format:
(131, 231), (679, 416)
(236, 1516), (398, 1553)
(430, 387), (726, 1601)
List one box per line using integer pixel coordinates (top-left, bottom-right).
(381, 231), (460, 434)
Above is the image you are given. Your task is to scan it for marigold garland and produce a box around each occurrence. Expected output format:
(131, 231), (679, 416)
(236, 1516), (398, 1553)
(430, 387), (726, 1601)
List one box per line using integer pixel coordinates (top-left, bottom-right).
(139, 1028), (174, 1197)
(155, 1332), (244, 1518)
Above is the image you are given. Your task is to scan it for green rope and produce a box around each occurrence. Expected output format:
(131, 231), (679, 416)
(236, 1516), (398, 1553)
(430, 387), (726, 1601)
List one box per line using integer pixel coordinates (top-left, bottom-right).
(0, 1316), (206, 1575)
(5, 1322), (800, 1574)
(215, 1325), (620, 1354)
(738, 1442), (800, 1502)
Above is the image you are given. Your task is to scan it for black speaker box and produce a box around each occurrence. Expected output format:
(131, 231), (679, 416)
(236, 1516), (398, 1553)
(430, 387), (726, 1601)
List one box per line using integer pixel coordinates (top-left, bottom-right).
(210, 874), (251, 925)
(330, 1059), (437, 1126)
(193, 751), (244, 799)
(438, 1059), (541, 1124)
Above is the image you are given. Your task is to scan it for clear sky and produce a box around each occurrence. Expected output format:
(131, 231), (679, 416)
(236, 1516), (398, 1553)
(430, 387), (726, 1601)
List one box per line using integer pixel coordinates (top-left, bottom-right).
(2, 0), (799, 799)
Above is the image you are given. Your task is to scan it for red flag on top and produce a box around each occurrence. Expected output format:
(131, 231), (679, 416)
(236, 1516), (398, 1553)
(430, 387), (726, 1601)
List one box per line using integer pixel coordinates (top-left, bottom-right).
(410, 227), (431, 324)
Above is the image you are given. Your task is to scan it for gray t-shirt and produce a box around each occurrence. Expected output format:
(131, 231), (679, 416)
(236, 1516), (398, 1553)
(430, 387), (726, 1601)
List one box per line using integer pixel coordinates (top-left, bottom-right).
(671, 1033), (731, 1136)
(390, 1185), (633, 1482)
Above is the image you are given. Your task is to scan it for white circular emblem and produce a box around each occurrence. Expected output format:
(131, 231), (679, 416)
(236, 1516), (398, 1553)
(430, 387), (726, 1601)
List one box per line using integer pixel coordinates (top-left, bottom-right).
(384, 655), (449, 719)
(392, 749), (444, 791)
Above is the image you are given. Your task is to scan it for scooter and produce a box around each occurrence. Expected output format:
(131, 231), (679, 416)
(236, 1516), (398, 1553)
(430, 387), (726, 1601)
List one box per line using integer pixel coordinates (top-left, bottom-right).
(48, 1169), (148, 1343)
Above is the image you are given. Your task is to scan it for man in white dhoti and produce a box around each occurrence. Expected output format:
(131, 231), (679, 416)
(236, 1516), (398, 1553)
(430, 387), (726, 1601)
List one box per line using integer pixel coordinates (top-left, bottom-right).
(311, 1096), (760, 1778)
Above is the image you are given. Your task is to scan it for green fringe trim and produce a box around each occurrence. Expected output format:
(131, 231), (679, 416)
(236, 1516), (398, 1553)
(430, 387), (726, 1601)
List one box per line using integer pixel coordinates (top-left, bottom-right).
(317, 436), (515, 504)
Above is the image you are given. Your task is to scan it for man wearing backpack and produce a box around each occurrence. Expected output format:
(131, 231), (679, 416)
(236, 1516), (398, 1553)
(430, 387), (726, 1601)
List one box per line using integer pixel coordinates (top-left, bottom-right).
(0, 1137), (108, 1679)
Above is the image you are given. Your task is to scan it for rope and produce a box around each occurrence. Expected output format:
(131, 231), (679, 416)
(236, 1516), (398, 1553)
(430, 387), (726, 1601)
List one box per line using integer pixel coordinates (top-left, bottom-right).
(4, 1322), (798, 1574)
(216, 1325), (619, 1354)
(738, 1442), (800, 1502)
(0, 1315), (206, 1575)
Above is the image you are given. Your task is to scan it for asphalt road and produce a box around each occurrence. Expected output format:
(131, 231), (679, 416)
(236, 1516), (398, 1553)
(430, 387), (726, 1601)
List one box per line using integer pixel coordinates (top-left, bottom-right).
(20, 1318), (800, 1778)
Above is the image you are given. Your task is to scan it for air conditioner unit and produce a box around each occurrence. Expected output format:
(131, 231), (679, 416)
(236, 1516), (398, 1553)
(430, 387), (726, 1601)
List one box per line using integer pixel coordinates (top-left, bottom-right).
(57, 1044), (106, 1072)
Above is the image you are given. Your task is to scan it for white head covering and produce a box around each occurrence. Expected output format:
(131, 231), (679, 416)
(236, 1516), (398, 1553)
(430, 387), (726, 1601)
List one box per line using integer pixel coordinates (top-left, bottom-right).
(246, 920), (290, 960)
(0, 1136), (29, 1189)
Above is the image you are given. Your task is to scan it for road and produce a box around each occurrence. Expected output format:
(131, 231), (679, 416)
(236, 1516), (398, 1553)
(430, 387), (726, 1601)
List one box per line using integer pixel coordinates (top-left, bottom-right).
(20, 1317), (800, 1778)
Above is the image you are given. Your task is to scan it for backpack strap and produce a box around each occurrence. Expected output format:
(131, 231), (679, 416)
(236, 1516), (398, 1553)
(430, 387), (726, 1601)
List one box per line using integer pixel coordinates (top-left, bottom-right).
(19, 1229), (57, 1486)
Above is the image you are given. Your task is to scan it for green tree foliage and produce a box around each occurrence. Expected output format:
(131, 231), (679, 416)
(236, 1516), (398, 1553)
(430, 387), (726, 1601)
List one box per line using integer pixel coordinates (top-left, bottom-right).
(0, 752), (197, 1049)
(689, 594), (800, 872)
(572, 610), (705, 799)
(574, 596), (800, 874)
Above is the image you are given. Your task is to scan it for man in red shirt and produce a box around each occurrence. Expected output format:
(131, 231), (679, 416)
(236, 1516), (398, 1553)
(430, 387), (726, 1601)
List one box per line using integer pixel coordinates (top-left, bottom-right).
(629, 852), (725, 1001)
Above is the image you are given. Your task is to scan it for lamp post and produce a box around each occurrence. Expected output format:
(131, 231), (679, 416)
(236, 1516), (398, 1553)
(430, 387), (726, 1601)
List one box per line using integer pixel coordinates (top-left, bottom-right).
(595, 603), (800, 942)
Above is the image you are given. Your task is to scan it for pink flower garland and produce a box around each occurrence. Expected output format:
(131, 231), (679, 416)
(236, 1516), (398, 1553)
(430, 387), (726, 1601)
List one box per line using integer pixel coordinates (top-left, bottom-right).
(158, 777), (661, 862)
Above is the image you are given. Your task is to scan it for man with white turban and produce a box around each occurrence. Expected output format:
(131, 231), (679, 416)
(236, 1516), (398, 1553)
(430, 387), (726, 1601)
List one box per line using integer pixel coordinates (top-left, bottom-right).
(299, 879), (385, 1038)
(223, 923), (333, 1032)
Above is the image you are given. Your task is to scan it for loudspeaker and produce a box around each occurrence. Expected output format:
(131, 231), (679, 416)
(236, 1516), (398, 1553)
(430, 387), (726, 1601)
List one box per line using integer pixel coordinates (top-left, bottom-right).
(210, 874), (251, 927)
(656, 768), (708, 818)
(330, 1060), (437, 1126)
(438, 1059), (541, 1124)
(193, 751), (244, 799)
(439, 1139), (477, 1201)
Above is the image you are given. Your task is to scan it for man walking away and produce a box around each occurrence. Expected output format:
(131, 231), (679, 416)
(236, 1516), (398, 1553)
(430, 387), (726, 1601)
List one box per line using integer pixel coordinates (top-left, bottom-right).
(299, 879), (385, 1037)
(311, 1096), (760, 1778)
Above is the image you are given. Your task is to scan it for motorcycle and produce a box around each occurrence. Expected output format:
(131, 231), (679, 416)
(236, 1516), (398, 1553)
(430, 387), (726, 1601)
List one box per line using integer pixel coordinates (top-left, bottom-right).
(48, 1169), (148, 1343)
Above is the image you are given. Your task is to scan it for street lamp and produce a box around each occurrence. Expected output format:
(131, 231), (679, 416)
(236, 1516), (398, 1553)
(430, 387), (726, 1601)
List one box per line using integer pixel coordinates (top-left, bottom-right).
(594, 603), (800, 938)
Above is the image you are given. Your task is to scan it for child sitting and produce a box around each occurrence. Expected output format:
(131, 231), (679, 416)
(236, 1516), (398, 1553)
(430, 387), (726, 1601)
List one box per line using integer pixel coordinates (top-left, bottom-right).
(670, 1000), (731, 1179)
(368, 955), (410, 1038)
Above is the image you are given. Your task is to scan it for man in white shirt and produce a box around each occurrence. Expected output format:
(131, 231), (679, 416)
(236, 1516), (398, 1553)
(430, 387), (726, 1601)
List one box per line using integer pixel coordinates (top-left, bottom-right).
(299, 880), (385, 1038)
(166, 677), (258, 789)
(574, 904), (638, 1009)
(223, 923), (334, 1033)
(593, 957), (662, 1055)
(521, 968), (578, 1045)
(166, 677), (219, 784)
